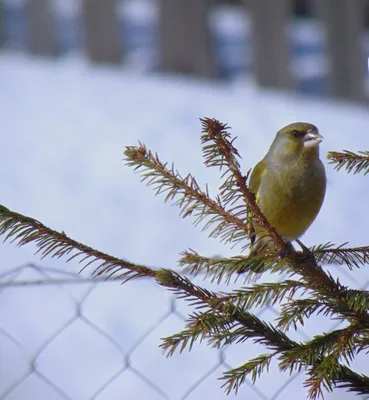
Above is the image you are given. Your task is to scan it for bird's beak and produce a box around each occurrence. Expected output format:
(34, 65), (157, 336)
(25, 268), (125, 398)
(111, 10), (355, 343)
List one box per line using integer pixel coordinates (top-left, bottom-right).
(303, 130), (323, 148)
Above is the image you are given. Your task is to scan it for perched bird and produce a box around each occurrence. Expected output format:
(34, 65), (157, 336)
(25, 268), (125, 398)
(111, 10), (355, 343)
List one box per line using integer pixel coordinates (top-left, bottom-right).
(247, 122), (326, 262)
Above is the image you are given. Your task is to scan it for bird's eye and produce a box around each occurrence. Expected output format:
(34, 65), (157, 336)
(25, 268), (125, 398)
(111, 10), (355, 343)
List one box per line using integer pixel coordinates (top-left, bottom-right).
(291, 130), (304, 139)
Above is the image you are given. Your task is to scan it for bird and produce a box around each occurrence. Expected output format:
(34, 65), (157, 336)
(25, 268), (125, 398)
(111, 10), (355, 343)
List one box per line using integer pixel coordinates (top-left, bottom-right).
(246, 122), (326, 267)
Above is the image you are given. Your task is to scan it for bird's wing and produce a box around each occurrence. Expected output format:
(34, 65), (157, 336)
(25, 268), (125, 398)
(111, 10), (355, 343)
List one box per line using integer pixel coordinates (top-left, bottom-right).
(247, 159), (267, 245)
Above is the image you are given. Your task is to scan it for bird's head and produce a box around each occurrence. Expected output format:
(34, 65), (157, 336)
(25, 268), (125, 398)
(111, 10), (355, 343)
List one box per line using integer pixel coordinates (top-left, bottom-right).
(268, 122), (323, 161)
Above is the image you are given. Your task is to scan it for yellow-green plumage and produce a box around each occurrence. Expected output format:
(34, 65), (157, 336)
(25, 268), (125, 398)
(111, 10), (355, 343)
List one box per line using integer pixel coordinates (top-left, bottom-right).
(248, 122), (326, 254)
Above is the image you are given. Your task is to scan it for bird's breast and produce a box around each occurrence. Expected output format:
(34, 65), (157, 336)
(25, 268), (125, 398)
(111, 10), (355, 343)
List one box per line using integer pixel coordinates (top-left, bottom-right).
(256, 160), (326, 240)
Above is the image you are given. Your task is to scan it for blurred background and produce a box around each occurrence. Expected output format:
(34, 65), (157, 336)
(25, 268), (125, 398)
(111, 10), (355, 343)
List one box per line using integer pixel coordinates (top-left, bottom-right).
(1, 0), (369, 399)
(1, 0), (369, 99)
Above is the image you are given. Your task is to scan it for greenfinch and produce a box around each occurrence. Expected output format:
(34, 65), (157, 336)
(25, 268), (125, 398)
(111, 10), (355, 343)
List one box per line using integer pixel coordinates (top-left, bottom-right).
(248, 122), (326, 259)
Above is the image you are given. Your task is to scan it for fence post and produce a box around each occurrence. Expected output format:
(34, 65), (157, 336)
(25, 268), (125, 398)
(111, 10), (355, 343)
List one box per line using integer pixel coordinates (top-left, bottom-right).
(312, 0), (367, 102)
(81, 0), (122, 64)
(159, 0), (217, 78)
(25, 0), (59, 56)
(246, 0), (295, 90)
(0, 0), (4, 48)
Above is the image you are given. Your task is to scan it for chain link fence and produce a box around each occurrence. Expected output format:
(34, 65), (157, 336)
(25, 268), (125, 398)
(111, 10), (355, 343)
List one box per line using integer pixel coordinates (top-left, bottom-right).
(0, 262), (368, 399)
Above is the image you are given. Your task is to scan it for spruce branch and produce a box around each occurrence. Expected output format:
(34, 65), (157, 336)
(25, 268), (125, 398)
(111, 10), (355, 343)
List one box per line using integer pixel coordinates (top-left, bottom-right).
(279, 327), (368, 399)
(200, 118), (250, 235)
(200, 118), (241, 171)
(155, 271), (369, 398)
(313, 242), (369, 270)
(219, 280), (308, 311)
(0, 207), (331, 395)
(0, 205), (296, 384)
(277, 248), (369, 329)
(155, 270), (296, 353)
(155, 269), (218, 306)
(179, 248), (318, 281)
(178, 249), (285, 282)
(0, 205), (155, 282)
(304, 348), (369, 400)
(0, 204), (368, 399)
(334, 366), (369, 398)
(201, 117), (287, 253)
(277, 299), (335, 331)
(179, 250), (253, 283)
(306, 354), (345, 399)
(278, 291), (369, 332)
(160, 311), (235, 356)
(3, 203), (365, 396)
(345, 290), (369, 314)
(2, 203), (357, 339)
(279, 327), (358, 374)
(327, 150), (369, 175)
(221, 352), (278, 392)
(124, 143), (250, 247)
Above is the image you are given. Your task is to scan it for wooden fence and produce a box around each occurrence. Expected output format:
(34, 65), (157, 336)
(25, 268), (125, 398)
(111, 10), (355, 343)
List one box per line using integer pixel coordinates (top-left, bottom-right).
(0, 0), (368, 102)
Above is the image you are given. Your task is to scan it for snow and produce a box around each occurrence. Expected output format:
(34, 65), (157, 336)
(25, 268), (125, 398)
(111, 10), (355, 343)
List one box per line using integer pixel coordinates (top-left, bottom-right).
(0, 51), (369, 400)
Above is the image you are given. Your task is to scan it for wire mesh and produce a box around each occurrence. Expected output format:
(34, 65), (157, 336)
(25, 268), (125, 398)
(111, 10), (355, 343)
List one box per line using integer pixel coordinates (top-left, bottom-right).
(0, 263), (368, 400)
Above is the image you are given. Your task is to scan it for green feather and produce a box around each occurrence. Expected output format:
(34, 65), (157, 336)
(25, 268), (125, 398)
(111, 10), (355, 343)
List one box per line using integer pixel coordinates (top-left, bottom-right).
(248, 122), (326, 255)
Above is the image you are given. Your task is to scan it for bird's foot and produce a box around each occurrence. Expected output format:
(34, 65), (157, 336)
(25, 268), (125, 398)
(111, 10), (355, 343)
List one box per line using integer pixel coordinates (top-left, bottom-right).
(279, 242), (295, 259)
(296, 239), (311, 256)
(295, 239), (316, 266)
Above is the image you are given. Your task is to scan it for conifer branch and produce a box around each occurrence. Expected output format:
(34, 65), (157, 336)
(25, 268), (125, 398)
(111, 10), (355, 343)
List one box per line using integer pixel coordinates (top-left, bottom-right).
(200, 118), (241, 171)
(0, 205), (368, 398)
(335, 366), (369, 396)
(179, 249), (287, 282)
(156, 269), (369, 397)
(313, 242), (369, 270)
(220, 280), (308, 311)
(327, 150), (369, 175)
(305, 348), (369, 400)
(278, 248), (369, 328)
(201, 118), (287, 253)
(345, 290), (369, 314)
(156, 270), (296, 351)
(200, 118), (250, 238)
(0, 205), (155, 282)
(124, 143), (250, 247)
(221, 352), (278, 392)
(3, 202), (361, 335)
(277, 299), (335, 331)
(278, 291), (369, 331)
(160, 311), (235, 356)
(305, 354), (345, 399)
(280, 326), (358, 375)
(179, 250), (253, 283)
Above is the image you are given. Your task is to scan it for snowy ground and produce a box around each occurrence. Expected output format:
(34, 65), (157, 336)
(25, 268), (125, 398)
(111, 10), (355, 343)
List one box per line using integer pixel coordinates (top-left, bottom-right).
(0, 51), (369, 400)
